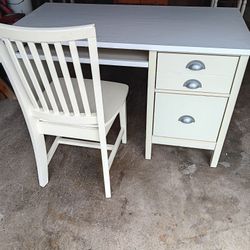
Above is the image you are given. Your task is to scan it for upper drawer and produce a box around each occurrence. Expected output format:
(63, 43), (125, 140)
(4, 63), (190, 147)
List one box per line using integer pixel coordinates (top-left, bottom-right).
(156, 53), (239, 94)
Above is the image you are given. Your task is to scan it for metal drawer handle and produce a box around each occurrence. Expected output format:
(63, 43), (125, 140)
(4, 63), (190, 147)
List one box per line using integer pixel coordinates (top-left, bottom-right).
(183, 79), (202, 89)
(178, 115), (195, 124)
(186, 60), (205, 71)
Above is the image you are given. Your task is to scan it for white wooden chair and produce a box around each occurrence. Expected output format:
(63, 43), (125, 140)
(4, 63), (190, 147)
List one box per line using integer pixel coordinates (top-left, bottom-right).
(0, 24), (128, 198)
(211, 0), (247, 15)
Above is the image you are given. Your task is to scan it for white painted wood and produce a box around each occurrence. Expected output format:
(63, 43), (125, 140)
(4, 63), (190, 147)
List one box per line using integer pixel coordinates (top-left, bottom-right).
(39, 122), (100, 141)
(2, 3), (250, 182)
(100, 137), (111, 198)
(88, 35), (111, 198)
(157, 53), (238, 77)
(119, 103), (127, 144)
(155, 89), (229, 98)
(3, 39), (39, 109)
(69, 41), (91, 116)
(0, 41), (49, 187)
(47, 136), (60, 164)
(156, 74), (236, 95)
(210, 56), (249, 167)
(241, 0), (247, 15)
(32, 110), (98, 126)
(54, 42), (80, 115)
(153, 93), (227, 142)
(238, 0), (243, 9)
(28, 42), (59, 113)
(0, 23), (128, 198)
(29, 119), (49, 187)
(152, 136), (216, 150)
(108, 128), (124, 169)
(40, 78), (128, 126)
(16, 41), (49, 112)
(213, 0), (219, 7)
(15, 3), (250, 55)
(157, 53), (238, 94)
(150, 50), (248, 167)
(58, 137), (114, 150)
(156, 53), (238, 94)
(145, 51), (157, 159)
(213, 0), (247, 15)
(16, 47), (149, 68)
(2, 23), (95, 43)
(41, 42), (70, 115)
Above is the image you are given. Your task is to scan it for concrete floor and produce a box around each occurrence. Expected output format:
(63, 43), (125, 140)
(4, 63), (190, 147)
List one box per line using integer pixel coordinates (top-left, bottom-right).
(0, 64), (250, 250)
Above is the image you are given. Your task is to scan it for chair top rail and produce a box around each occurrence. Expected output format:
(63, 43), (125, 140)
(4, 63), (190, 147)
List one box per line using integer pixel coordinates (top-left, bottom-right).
(0, 23), (95, 43)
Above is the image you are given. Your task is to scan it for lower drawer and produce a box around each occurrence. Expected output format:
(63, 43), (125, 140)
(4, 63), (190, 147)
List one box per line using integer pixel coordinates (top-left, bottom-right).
(153, 93), (227, 142)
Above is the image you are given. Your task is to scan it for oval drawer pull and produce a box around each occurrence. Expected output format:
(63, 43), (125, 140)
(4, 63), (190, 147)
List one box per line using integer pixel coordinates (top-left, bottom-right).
(178, 115), (195, 124)
(186, 60), (205, 71)
(183, 79), (202, 89)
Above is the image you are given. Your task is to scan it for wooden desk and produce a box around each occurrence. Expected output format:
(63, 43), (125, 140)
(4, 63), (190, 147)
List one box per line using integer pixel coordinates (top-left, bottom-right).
(15, 3), (250, 167)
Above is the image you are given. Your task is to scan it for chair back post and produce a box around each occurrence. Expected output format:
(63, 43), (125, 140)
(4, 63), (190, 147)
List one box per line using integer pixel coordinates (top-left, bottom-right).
(0, 40), (42, 156)
(88, 35), (106, 133)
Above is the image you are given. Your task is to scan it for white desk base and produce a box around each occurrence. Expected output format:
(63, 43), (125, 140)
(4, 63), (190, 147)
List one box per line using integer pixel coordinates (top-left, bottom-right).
(145, 51), (248, 167)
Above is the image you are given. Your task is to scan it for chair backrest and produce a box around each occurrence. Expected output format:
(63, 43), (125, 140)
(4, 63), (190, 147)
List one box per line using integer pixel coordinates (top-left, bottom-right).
(0, 24), (103, 126)
(211, 0), (247, 15)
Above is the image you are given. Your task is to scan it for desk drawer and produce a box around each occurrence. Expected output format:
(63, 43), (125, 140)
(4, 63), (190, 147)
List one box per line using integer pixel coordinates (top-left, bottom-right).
(156, 53), (239, 94)
(153, 93), (227, 142)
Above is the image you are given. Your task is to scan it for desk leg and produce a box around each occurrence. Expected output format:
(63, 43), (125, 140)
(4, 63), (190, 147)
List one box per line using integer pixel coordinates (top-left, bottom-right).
(145, 51), (157, 159)
(210, 55), (249, 167)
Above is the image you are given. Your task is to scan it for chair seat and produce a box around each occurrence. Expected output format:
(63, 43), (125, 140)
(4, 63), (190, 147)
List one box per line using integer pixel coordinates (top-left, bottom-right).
(43, 78), (128, 125)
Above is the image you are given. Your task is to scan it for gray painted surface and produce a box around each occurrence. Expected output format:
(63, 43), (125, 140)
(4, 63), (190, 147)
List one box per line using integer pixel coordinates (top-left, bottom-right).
(16, 3), (250, 55)
(0, 66), (250, 249)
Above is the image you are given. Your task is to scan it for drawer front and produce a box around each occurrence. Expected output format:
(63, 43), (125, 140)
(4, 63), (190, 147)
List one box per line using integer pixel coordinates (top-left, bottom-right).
(156, 53), (239, 94)
(153, 93), (227, 142)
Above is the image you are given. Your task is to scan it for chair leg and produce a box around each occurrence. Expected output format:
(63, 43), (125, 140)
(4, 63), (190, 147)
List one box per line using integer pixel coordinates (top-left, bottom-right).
(99, 134), (112, 198)
(30, 131), (48, 187)
(119, 102), (127, 144)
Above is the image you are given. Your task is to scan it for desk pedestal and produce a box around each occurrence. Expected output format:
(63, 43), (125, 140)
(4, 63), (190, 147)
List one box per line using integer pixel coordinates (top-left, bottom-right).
(145, 51), (248, 167)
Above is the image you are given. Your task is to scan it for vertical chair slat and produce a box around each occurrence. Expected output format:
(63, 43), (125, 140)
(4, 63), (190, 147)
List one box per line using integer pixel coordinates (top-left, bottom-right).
(69, 41), (91, 116)
(54, 42), (80, 115)
(16, 41), (49, 112)
(41, 42), (70, 115)
(28, 42), (59, 113)
(3, 39), (39, 109)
